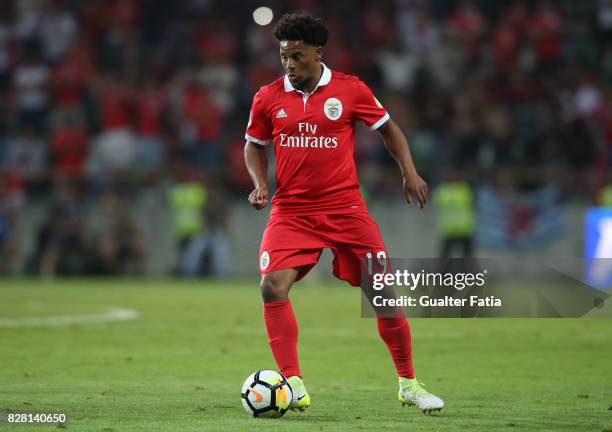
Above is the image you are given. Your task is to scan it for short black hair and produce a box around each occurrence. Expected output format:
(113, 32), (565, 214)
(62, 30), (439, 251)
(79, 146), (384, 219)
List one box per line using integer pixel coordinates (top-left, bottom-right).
(273, 13), (329, 46)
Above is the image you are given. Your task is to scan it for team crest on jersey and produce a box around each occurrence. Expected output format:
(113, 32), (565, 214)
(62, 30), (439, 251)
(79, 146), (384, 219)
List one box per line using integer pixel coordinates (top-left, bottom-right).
(260, 251), (270, 270)
(324, 98), (343, 121)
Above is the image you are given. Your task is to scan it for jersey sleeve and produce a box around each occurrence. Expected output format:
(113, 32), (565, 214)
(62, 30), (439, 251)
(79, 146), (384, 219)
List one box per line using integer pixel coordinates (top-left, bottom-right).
(245, 90), (272, 145)
(353, 80), (390, 130)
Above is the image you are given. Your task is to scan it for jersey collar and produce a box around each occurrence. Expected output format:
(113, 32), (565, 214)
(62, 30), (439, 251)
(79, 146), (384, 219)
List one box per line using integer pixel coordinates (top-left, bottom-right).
(284, 62), (331, 93)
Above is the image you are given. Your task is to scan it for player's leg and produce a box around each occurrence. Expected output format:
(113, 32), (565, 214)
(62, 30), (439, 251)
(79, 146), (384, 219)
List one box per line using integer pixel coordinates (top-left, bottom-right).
(261, 269), (301, 380)
(261, 267), (312, 411)
(375, 307), (444, 412)
(326, 212), (444, 413)
(261, 267), (298, 302)
(259, 216), (328, 411)
(324, 214), (417, 379)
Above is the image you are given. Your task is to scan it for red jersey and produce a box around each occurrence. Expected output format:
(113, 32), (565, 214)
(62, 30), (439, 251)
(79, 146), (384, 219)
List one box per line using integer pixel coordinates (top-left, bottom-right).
(245, 63), (389, 216)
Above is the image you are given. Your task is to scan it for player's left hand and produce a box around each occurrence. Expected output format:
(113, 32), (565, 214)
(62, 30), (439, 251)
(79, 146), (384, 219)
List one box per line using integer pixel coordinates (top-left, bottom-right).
(403, 173), (428, 209)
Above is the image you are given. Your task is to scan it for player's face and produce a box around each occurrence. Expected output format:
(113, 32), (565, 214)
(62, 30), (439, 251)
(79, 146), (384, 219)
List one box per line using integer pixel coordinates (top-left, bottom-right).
(279, 40), (321, 90)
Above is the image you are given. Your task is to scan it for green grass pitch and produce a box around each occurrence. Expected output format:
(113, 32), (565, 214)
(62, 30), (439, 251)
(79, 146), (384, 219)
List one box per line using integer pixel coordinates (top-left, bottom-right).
(1, 279), (611, 431)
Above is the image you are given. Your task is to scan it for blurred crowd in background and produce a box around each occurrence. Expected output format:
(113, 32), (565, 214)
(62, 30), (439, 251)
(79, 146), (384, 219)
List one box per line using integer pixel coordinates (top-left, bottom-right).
(0, 0), (611, 276)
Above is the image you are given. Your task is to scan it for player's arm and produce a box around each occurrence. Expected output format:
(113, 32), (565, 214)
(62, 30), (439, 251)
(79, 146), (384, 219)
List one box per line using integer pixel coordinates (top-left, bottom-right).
(377, 119), (429, 208)
(244, 141), (269, 210)
(244, 89), (272, 210)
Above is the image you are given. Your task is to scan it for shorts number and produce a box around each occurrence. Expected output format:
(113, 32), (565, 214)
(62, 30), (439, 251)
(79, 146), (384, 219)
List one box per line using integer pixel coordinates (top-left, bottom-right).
(365, 251), (387, 275)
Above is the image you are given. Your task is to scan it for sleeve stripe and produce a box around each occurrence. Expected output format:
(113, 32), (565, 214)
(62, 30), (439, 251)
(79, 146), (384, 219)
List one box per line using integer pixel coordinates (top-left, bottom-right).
(245, 134), (271, 146)
(369, 112), (390, 130)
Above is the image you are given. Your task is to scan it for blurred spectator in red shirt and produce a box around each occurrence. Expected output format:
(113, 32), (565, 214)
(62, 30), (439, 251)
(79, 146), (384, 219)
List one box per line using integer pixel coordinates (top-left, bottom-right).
(49, 111), (89, 178)
(175, 76), (223, 169)
(95, 73), (131, 130)
(86, 74), (136, 180)
(491, 20), (520, 72)
(134, 77), (167, 171)
(448, 0), (486, 60)
(51, 38), (92, 109)
(324, 38), (357, 74)
(226, 137), (254, 193)
(245, 55), (279, 96)
(360, 2), (393, 47)
(197, 20), (237, 63)
(530, 0), (563, 69)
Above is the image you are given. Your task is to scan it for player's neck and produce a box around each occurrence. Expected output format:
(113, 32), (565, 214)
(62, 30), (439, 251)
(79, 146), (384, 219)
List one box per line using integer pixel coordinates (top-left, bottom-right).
(298, 64), (323, 96)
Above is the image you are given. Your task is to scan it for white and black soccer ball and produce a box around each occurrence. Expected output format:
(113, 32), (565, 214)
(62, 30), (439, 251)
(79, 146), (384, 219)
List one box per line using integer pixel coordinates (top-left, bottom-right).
(241, 370), (293, 418)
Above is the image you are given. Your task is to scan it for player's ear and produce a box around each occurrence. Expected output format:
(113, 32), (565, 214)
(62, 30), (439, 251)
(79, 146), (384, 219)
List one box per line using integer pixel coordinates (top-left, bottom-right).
(315, 46), (322, 61)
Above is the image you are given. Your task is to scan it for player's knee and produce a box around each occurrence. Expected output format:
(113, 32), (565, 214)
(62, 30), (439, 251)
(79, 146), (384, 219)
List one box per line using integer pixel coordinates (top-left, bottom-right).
(260, 276), (290, 302)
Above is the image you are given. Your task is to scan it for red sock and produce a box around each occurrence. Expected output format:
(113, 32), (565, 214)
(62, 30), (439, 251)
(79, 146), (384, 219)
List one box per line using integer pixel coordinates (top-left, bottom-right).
(263, 299), (301, 378)
(376, 316), (414, 379)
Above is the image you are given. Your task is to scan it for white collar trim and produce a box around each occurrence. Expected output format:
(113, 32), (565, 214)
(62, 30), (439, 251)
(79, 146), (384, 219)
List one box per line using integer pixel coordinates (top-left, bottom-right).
(284, 63), (331, 93)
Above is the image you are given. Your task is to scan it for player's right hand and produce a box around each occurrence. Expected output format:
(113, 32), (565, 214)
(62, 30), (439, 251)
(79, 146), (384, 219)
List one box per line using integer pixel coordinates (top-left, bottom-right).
(248, 186), (269, 210)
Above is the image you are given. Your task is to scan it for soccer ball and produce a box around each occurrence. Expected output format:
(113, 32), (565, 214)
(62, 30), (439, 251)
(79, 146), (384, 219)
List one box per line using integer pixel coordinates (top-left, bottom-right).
(240, 370), (293, 418)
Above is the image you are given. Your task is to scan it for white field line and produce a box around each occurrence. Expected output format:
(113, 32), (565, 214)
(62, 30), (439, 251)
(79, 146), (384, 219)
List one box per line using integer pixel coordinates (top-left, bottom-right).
(0, 307), (139, 328)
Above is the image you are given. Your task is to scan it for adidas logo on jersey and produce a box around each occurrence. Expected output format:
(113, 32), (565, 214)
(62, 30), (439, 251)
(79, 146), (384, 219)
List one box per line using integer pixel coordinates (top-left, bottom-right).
(276, 108), (288, 118)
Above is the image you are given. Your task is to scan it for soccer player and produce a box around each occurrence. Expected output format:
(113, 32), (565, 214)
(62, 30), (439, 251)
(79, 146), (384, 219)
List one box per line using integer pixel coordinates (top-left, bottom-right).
(244, 13), (444, 414)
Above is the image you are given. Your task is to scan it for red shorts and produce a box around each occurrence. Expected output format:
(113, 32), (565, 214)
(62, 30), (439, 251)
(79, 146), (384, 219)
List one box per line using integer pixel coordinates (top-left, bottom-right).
(259, 211), (388, 286)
